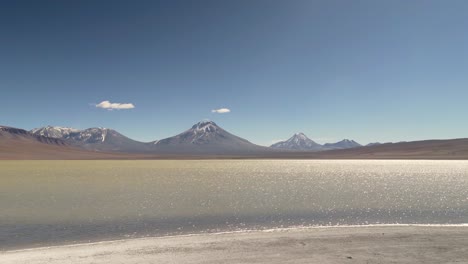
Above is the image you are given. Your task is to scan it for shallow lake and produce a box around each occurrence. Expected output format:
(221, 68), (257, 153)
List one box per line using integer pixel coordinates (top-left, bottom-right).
(1, 160), (467, 250)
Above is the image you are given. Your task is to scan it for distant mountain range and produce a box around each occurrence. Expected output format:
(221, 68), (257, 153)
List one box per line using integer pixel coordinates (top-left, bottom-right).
(28, 122), (363, 154)
(2, 121), (468, 159)
(27, 121), (272, 155)
(270, 133), (362, 151)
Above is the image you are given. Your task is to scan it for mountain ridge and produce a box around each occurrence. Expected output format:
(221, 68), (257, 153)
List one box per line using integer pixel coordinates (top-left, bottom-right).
(2, 123), (468, 159)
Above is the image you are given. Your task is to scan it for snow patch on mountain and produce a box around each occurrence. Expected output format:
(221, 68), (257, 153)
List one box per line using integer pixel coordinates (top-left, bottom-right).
(192, 121), (218, 134)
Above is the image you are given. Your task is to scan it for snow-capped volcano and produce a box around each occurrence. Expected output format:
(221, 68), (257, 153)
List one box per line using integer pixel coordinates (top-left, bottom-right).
(270, 133), (323, 151)
(323, 139), (361, 150)
(187, 120), (222, 143)
(154, 120), (271, 154)
(156, 120), (241, 146)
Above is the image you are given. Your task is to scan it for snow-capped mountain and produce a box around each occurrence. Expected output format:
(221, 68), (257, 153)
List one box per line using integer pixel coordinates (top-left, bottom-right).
(323, 139), (362, 150)
(157, 121), (225, 145)
(270, 133), (323, 151)
(154, 120), (272, 154)
(30, 126), (109, 143)
(30, 126), (80, 139)
(1, 126), (66, 146)
(30, 126), (150, 152)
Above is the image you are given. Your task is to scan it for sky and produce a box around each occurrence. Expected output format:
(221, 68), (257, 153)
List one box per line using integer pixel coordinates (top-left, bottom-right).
(1, 0), (468, 146)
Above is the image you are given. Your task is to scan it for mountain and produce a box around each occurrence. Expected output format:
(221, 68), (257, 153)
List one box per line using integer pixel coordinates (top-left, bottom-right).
(0, 125), (71, 159)
(153, 120), (272, 155)
(30, 126), (80, 139)
(323, 139), (362, 150)
(366, 142), (382, 147)
(1, 126), (66, 146)
(30, 126), (150, 153)
(270, 133), (323, 151)
(0, 125), (139, 159)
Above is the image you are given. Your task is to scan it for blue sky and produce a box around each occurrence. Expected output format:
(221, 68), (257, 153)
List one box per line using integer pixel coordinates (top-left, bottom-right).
(1, 0), (468, 146)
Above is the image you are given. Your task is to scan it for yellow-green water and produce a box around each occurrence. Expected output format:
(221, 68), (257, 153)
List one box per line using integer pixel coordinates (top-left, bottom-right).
(1, 160), (467, 249)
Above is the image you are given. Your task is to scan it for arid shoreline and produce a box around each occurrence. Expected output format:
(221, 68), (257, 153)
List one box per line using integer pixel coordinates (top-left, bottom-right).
(2, 225), (468, 264)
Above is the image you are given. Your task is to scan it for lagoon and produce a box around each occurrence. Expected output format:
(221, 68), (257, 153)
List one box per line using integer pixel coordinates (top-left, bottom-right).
(1, 160), (467, 250)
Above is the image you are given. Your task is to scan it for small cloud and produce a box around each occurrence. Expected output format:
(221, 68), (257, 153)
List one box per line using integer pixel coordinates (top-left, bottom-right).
(211, 108), (230, 114)
(96, 100), (135, 110)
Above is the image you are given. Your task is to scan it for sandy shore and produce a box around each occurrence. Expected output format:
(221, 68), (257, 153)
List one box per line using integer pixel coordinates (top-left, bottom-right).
(2, 225), (468, 264)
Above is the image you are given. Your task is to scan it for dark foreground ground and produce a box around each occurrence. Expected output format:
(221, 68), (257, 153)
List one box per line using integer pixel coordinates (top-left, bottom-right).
(2, 226), (467, 264)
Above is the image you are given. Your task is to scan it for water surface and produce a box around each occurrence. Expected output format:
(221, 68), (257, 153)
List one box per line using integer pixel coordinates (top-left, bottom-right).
(1, 160), (467, 250)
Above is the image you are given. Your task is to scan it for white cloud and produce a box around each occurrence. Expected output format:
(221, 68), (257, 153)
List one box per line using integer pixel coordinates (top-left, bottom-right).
(211, 108), (230, 114)
(96, 100), (135, 110)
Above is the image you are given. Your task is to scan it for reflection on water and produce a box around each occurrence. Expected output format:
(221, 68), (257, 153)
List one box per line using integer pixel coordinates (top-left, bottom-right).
(1, 160), (467, 250)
